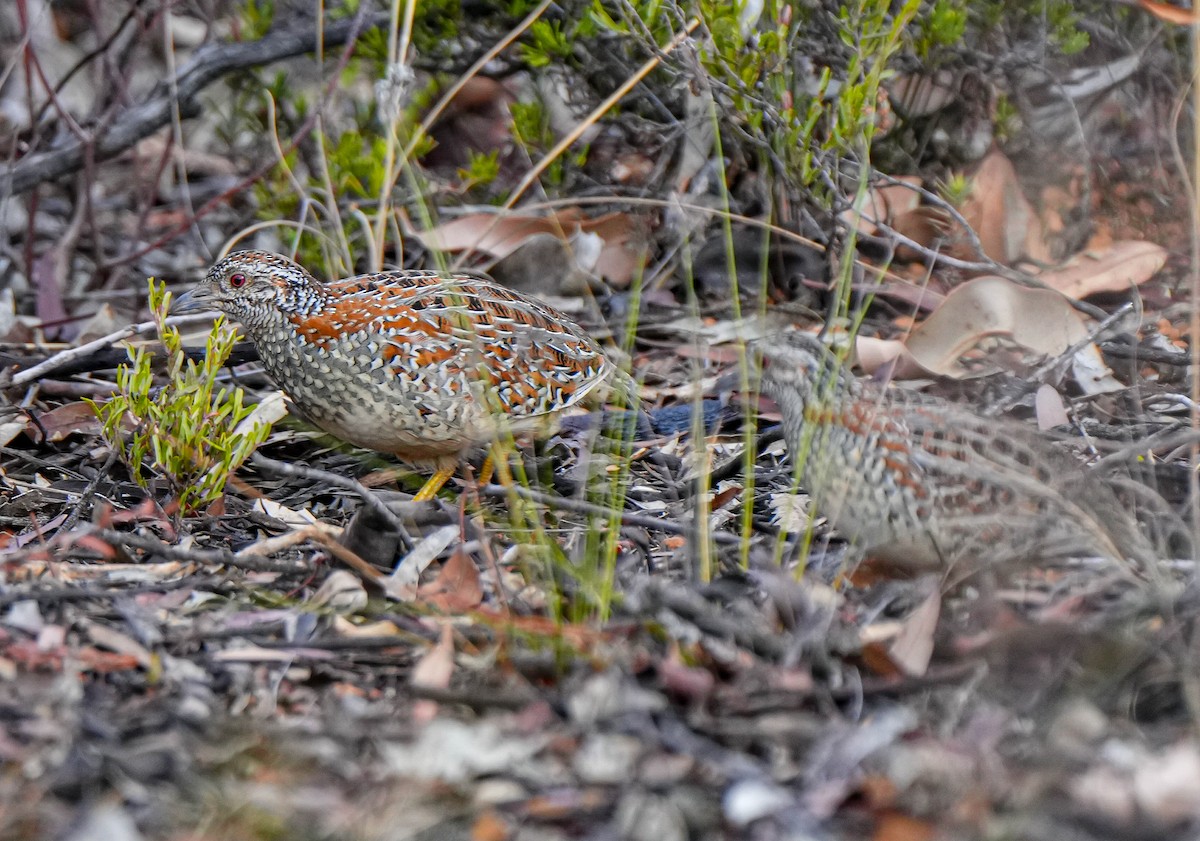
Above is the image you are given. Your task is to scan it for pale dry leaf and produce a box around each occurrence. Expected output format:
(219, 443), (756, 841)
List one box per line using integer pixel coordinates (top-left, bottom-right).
(1132, 742), (1200, 825)
(843, 175), (923, 237)
(892, 206), (953, 261)
(768, 492), (813, 533)
(1035, 384), (1070, 430)
(414, 210), (644, 286)
(957, 149), (1052, 264)
(234, 389), (288, 438)
(25, 401), (103, 443)
(387, 524), (459, 598)
(1034, 240), (1167, 300)
(215, 644), (333, 663)
(252, 497), (318, 527)
(674, 80), (717, 192)
(75, 303), (122, 344)
(235, 522), (341, 559)
(4, 601), (44, 634)
(411, 623), (456, 723)
(0, 288), (16, 340)
(62, 802), (142, 841)
(887, 585), (940, 678)
(380, 719), (547, 783)
(2, 3), (93, 130)
(887, 71), (959, 118)
(310, 570), (369, 615)
(411, 623), (455, 689)
(419, 549), (483, 612)
(858, 621), (903, 646)
(168, 13), (213, 48)
(78, 618), (155, 670)
(901, 275), (1089, 378)
(871, 276), (947, 314)
(331, 616), (403, 637)
(1138, 0), (1200, 25)
(1070, 343), (1123, 396)
(415, 213), (568, 258)
(853, 335), (909, 376)
(724, 780), (795, 827)
(1070, 765), (1136, 825)
(655, 312), (791, 345)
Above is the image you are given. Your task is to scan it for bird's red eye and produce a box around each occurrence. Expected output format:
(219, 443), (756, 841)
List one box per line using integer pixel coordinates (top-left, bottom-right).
(229, 272), (247, 288)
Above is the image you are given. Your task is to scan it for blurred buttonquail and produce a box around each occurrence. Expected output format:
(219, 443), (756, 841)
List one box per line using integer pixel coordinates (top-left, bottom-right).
(759, 332), (1191, 573)
(176, 250), (625, 499)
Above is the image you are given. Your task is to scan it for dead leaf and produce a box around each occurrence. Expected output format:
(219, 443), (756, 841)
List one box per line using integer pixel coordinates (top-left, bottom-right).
(422, 77), (515, 174)
(252, 497), (318, 527)
(871, 811), (937, 841)
(234, 389), (288, 439)
(869, 276), (947, 313)
(414, 210), (646, 287)
(899, 275), (1090, 378)
(674, 79), (717, 192)
(887, 585), (940, 678)
(1132, 742), (1200, 825)
(411, 624), (456, 723)
(331, 616), (404, 637)
(75, 303), (123, 344)
(956, 149), (1052, 264)
(109, 497), (175, 533)
(470, 809), (511, 841)
(214, 645), (334, 663)
(75, 648), (144, 674)
(56, 532), (119, 559)
(1034, 240), (1167, 299)
(1070, 343), (1124, 396)
(854, 335), (908, 376)
(416, 212), (575, 258)
(845, 175), (923, 237)
(387, 524), (458, 601)
(25, 401), (103, 443)
(310, 570), (369, 615)
(0, 288), (16, 341)
(381, 719), (548, 783)
(78, 618), (155, 671)
(1035, 384), (1069, 430)
(488, 231), (599, 296)
(31, 250), (70, 340)
(892, 206), (952, 262)
(420, 549), (483, 613)
(887, 71), (959, 118)
(658, 646), (715, 703)
(611, 152), (654, 185)
(1137, 0), (1200, 25)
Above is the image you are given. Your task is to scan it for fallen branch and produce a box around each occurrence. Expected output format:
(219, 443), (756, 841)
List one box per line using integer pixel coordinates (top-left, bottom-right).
(0, 10), (390, 197)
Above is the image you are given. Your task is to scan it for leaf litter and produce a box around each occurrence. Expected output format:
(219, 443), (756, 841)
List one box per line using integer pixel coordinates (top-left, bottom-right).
(2, 6), (1200, 841)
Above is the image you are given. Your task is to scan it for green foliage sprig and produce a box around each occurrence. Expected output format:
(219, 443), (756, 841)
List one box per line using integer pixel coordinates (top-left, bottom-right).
(88, 279), (272, 515)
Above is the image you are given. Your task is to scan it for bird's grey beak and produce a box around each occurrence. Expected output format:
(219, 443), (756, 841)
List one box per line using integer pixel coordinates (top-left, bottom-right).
(172, 286), (214, 314)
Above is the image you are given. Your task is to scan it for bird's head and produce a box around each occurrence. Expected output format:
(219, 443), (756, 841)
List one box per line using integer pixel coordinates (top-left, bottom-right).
(757, 331), (856, 405)
(174, 251), (322, 325)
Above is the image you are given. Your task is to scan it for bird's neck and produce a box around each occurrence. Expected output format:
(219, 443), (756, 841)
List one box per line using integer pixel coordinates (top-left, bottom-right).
(237, 281), (332, 337)
(277, 279), (333, 317)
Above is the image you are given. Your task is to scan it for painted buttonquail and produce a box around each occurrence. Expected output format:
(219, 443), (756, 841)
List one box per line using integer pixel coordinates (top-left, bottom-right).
(759, 332), (1191, 573)
(175, 250), (625, 499)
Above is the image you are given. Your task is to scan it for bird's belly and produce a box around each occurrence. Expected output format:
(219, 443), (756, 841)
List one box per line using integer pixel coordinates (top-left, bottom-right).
(261, 340), (493, 459)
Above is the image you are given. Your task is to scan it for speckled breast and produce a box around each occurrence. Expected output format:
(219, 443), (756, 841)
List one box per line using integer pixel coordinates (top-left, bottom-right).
(253, 322), (495, 460)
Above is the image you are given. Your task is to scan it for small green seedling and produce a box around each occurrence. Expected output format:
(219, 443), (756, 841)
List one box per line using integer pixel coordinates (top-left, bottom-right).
(88, 278), (272, 515)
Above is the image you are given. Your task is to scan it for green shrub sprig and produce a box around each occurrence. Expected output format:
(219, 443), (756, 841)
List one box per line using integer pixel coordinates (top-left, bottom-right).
(88, 279), (272, 515)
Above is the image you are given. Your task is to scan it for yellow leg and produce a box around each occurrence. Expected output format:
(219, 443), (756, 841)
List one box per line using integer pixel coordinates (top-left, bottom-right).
(477, 454), (495, 486)
(412, 465), (456, 502)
